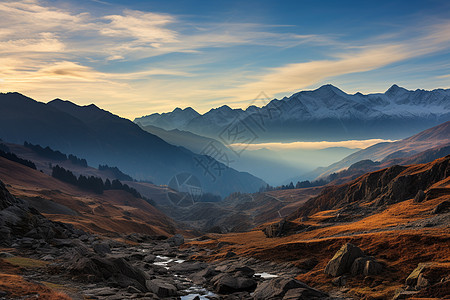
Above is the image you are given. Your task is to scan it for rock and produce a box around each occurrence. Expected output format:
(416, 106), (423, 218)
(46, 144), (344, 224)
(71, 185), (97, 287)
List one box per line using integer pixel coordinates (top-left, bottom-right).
(167, 234), (184, 246)
(324, 243), (364, 277)
(0, 252), (14, 258)
(405, 263), (427, 287)
(296, 258), (318, 271)
(67, 254), (149, 291)
(83, 287), (117, 297)
(364, 259), (383, 276)
(282, 287), (328, 299)
(145, 279), (177, 297)
(416, 273), (429, 288)
(262, 219), (309, 238)
(51, 238), (73, 248)
(127, 286), (142, 293)
(350, 257), (366, 276)
(112, 257), (150, 287)
(226, 266), (255, 277)
(93, 241), (111, 255)
(212, 273), (257, 294)
(404, 262), (449, 290)
(252, 278), (327, 300)
(144, 254), (156, 263)
(41, 254), (55, 261)
(432, 200), (450, 214)
(392, 290), (420, 299)
(225, 251), (236, 258)
(189, 267), (219, 285)
(413, 190), (425, 203)
(351, 256), (383, 276)
(332, 276), (346, 287)
(170, 261), (207, 273)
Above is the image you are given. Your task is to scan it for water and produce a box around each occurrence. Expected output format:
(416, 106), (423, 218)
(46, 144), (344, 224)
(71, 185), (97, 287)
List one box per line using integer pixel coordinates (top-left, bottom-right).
(181, 287), (217, 299)
(153, 255), (217, 299)
(255, 272), (278, 278)
(153, 255), (185, 269)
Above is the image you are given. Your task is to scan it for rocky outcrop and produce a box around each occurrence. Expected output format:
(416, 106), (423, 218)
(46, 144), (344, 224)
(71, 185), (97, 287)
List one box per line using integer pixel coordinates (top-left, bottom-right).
(324, 243), (383, 278)
(393, 262), (450, 299)
(167, 233), (184, 246)
(432, 200), (450, 214)
(350, 256), (383, 276)
(324, 243), (364, 276)
(405, 262), (449, 289)
(145, 279), (177, 297)
(252, 277), (328, 299)
(262, 219), (313, 238)
(0, 180), (81, 245)
(290, 156), (449, 219)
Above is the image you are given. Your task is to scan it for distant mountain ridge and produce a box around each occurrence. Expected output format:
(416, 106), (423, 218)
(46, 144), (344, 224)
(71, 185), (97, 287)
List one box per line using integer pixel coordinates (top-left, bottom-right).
(307, 121), (450, 180)
(0, 92), (265, 197)
(135, 84), (450, 141)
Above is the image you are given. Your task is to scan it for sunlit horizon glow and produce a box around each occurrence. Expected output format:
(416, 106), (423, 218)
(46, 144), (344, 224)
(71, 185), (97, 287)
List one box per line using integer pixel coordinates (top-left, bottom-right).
(0, 0), (449, 119)
(230, 139), (397, 151)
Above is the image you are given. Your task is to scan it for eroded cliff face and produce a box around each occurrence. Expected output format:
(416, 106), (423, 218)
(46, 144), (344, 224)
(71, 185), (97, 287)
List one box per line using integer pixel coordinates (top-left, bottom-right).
(0, 180), (79, 244)
(290, 156), (449, 219)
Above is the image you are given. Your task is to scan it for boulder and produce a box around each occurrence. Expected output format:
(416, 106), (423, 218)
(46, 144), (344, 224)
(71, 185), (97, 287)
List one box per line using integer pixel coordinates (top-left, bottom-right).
(405, 263), (427, 287)
(169, 261), (207, 273)
(296, 258), (318, 271)
(145, 279), (177, 297)
(432, 200), (450, 214)
(332, 276), (346, 287)
(282, 287), (329, 300)
(263, 219), (309, 238)
(211, 273), (257, 294)
(393, 290), (420, 300)
(189, 267), (219, 285)
(143, 254), (156, 263)
(364, 259), (383, 276)
(324, 243), (364, 276)
(167, 234), (184, 246)
(405, 262), (449, 289)
(93, 241), (111, 255)
(67, 254), (149, 291)
(413, 190), (425, 203)
(0, 252), (14, 258)
(351, 256), (383, 276)
(252, 278), (327, 300)
(226, 266), (255, 277)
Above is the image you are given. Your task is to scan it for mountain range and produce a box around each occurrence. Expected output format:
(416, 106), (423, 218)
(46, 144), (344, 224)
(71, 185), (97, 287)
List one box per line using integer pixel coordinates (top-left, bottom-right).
(138, 124), (357, 185)
(0, 92), (265, 197)
(135, 84), (450, 142)
(307, 120), (450, 180)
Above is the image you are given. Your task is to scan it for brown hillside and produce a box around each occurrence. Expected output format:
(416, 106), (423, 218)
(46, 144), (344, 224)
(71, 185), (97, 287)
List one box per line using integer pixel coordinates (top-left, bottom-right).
(0, 156), (176, 236)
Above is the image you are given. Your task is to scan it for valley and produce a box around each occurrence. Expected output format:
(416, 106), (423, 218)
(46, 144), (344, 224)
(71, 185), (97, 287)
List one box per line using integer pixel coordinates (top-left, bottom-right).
(0, 117), (449, 299)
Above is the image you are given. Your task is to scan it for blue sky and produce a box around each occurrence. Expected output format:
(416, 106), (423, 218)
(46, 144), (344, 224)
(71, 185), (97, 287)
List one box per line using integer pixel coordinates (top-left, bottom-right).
(0, 0), (449, 118)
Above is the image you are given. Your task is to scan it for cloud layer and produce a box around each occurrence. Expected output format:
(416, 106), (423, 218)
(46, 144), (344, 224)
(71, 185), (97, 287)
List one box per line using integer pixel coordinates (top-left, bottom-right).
(0, 0), (449, 118)
(230, 139), (396, 151)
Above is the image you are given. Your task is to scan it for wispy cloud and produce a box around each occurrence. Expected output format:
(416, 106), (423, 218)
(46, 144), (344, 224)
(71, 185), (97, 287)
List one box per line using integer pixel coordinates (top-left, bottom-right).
(0, 0), (449, 118)
(232, 21), (450, 100)
(0, 0), (326, 117)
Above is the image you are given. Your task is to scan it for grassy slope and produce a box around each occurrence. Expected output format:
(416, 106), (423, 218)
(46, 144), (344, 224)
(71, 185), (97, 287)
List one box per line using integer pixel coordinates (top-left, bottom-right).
(187, 159), (450, 299)
(0, 156), (176, 236)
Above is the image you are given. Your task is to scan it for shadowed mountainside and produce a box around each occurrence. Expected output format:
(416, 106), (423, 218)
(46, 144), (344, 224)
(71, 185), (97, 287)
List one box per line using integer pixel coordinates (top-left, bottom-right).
(0, 92), (266, 197)
(307, 120), (450, 180)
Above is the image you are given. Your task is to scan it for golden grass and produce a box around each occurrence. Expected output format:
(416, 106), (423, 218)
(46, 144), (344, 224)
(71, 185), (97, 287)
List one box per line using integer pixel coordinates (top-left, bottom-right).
(4, 256), (48, 268)
(0, 274), (71, 299)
